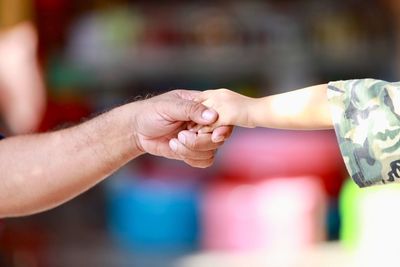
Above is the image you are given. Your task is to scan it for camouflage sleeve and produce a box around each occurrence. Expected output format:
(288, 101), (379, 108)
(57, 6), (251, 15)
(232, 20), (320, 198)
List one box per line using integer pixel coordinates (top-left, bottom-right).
(328, 79), (400, 187)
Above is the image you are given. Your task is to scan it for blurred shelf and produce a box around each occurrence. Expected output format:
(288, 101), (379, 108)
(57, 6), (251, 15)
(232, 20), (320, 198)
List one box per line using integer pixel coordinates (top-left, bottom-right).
(52, 41), (390, 92)
(45, 1), (393, 91)
(58, 45), (278, 85)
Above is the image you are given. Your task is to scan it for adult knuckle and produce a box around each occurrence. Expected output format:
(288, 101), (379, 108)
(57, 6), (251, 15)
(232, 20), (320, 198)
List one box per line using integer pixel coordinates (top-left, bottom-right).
(194, 162), (207, 168)
(184, 159), (197, 168)
(203, 150), (216, 160)
(180, 150), (193, 159)
(189, 101), (204, 115)
(174, 100), (191, 120)
(175, 144), (189, 157)
(171, 89), (183, 96)
(185, 134), (202, 150)
(192, 151), (213, 161)
(189, 138), (201, 150)
(189, 158), (213, 169)
(202, 158), (214, 168)
(179, 100), (195, 115)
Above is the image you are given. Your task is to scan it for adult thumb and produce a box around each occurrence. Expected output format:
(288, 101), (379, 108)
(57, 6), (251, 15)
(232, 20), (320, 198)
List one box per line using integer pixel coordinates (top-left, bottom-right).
(167, 98), (218, 125)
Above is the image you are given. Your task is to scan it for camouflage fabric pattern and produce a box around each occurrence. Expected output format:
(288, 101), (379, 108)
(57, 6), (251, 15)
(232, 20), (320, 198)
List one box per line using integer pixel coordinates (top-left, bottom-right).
(328, 79), (400, 187)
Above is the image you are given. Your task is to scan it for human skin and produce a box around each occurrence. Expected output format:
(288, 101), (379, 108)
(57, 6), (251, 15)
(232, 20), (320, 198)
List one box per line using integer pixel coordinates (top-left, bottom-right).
(0, 22), (46, 134)
(0, 90), (232, 218)
(195, 84), (333, 132)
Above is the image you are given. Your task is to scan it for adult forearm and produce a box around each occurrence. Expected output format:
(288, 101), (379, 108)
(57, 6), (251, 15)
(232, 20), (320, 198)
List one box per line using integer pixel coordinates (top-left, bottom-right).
(0, 103), (142, 217)
(251, 84), (333, 130)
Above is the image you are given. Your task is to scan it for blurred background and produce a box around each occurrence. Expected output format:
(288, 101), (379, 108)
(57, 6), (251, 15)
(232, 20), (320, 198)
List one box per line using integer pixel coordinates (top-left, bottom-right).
(1, 0), (400, 266)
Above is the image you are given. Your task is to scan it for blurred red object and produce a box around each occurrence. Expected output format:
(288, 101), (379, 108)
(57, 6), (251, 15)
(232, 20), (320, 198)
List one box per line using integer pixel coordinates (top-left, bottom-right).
(39, 97), (91, 131)
(217, 129), (346, 197)
(0, 223), (49, 267)
(35, 0), (71, 55)
(201, 176), (326, 251)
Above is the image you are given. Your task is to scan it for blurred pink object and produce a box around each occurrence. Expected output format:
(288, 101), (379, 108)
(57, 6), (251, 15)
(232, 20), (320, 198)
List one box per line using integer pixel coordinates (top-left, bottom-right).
(202, 176), (326, 251)
(0, 22), (46, 134)
(218, 129), (346, 196)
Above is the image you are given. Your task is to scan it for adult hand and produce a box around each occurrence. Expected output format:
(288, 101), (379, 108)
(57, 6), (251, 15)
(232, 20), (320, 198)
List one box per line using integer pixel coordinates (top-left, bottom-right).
(133, 90), (233, 168)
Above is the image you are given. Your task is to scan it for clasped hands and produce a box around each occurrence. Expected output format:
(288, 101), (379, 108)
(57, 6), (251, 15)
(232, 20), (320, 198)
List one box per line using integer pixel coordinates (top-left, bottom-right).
(133, 89), (235, 168)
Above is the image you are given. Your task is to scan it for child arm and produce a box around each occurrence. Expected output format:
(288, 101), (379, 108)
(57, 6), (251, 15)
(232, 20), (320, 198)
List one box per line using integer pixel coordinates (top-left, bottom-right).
(201, 79), (400, 187)
(251, 84), (332, 130)
(197, 84), (333, 131)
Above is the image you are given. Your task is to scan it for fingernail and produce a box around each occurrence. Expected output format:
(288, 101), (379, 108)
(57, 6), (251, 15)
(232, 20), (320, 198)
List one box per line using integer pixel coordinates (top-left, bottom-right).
(178, 132), (186, 144)
(212, 135), (224, 143)
(202, 109), (216, 122)
(169, 139), (178, 151)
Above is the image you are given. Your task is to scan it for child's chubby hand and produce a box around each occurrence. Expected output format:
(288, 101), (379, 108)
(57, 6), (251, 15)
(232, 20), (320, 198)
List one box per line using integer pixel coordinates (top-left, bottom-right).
(192, 88), (256, 133)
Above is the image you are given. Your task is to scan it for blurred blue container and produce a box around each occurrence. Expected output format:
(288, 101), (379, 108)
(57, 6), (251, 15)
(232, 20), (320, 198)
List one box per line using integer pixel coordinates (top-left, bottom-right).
(106, 168), (200, 252)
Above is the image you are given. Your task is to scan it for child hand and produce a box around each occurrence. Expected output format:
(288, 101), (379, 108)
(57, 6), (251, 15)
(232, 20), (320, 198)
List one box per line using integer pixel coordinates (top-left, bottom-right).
(192, 89), (255, 133)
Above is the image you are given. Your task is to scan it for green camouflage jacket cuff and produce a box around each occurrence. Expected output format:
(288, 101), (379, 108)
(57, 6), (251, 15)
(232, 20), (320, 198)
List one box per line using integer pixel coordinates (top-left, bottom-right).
(328, 79), (400, 187)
